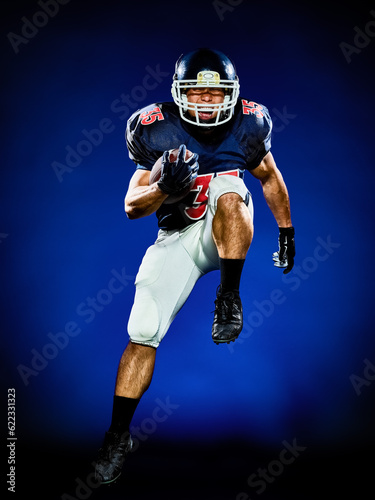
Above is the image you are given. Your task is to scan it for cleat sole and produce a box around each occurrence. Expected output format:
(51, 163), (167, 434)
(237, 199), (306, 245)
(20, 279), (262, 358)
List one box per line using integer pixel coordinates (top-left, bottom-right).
(213, 336), (238, 345)
(98, 470), (122, 485)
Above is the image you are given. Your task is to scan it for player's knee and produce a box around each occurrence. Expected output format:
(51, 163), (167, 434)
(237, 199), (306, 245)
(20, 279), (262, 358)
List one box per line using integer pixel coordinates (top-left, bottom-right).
(208, 176), (249, 210)
(127, 295), (161, 347)
(217, 191), (243, 209)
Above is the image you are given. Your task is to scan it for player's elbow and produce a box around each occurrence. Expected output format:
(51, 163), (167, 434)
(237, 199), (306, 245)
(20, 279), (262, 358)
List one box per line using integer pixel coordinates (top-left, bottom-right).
(124, 202), (139, 219)
(124, 199), (148, 219)
(124, 196), (136, 219)
(125, 210), (137, 220)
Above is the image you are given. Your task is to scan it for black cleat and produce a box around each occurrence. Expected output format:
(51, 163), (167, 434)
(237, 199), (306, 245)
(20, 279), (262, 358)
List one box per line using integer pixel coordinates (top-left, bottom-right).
(95, 431), (133, 485)
(212, 286), (243, 344)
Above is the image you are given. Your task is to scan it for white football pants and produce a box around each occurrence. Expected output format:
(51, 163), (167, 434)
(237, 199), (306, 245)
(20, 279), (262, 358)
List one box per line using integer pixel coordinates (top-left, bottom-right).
(127, 175), (253, 348)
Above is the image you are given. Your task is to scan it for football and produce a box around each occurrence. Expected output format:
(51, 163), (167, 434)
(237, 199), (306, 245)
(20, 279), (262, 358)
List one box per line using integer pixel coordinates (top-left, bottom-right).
(149, 147), (196, 204)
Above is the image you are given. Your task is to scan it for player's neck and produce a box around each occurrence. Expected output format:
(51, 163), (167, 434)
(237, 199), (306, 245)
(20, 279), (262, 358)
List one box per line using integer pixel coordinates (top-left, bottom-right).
(181, 120), (230, 144)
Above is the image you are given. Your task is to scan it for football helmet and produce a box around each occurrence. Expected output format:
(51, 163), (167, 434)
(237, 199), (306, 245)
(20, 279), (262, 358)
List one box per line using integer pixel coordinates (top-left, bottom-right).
(171, 48), (240, 127)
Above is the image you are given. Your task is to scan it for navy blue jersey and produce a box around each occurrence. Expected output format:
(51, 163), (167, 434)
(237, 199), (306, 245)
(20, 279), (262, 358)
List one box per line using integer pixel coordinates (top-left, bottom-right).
(126, 99), (272, 230)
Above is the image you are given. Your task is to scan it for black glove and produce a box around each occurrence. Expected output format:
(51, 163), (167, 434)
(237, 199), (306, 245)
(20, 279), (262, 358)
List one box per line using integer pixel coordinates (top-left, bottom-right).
(157, 144), (199, 195)
(273, 226), (295, 274)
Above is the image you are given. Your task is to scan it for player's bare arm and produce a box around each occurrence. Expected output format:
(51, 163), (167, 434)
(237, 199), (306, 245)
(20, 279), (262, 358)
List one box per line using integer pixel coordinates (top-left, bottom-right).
(251, 151), (292, 228)
(124, 169), (168, 219)
(251, 151), (295, 273)
(125, 145), (199, 219)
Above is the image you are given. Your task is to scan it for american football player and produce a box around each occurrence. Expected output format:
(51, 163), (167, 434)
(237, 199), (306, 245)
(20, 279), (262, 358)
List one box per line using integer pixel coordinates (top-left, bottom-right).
(95, 48), (295, 484)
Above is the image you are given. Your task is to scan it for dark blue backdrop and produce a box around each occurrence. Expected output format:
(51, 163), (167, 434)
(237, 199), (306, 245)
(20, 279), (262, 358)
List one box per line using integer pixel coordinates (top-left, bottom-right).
(1, 1), (375, 499)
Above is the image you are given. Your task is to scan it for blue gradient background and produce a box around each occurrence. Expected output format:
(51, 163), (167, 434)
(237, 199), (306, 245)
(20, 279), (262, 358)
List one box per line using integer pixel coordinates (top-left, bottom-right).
(1, 1), (374, 498)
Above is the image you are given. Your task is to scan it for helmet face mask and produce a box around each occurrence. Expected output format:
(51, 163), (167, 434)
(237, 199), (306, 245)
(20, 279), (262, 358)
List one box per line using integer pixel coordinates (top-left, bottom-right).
(171, 49), (240, 128)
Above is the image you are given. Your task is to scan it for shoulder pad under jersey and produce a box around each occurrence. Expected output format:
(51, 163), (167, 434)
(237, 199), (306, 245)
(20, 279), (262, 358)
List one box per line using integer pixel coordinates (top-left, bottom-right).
(234, 98), (273, 170)
(126, 102), (186, 170)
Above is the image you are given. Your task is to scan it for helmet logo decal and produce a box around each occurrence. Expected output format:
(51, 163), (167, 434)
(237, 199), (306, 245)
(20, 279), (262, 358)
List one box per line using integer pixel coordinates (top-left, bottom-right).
(197, 71), (220, 85)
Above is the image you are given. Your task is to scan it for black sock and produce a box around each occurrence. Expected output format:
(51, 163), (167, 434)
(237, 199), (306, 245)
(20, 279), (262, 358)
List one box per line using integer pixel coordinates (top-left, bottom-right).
(219, 258), (245, 293)
(109, 395), (140, 435)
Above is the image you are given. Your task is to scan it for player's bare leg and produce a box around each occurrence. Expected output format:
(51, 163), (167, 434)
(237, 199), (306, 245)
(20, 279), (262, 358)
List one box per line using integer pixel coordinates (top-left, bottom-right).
(115, 341), (156, 398)
(95, 342), (156, 484)
(211, 192), (253, 344)
(212, 192), (253, 259)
